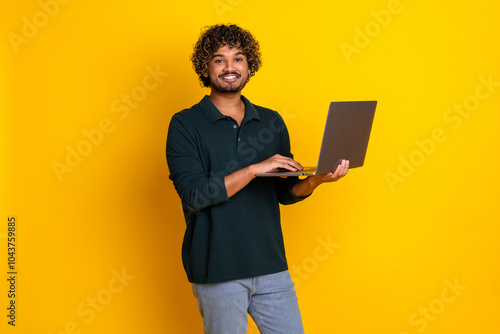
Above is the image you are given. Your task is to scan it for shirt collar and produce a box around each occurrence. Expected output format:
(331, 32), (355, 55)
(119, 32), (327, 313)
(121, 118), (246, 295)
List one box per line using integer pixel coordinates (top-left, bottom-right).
(200, 95), (261, 124)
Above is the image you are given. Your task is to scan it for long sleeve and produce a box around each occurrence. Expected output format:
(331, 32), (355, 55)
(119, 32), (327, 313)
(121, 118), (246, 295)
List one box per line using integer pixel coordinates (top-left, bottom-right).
(166, 113), (229, 212)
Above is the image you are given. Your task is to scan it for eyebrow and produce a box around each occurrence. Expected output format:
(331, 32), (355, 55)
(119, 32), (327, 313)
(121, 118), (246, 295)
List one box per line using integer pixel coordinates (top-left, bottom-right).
(212, 52), (246, 58)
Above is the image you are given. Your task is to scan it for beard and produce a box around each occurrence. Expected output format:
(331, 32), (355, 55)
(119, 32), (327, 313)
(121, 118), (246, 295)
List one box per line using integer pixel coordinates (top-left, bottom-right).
(210, 72), (249, 93)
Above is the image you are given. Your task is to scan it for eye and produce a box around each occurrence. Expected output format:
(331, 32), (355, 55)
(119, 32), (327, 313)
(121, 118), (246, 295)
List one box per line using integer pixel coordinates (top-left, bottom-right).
(234, 57), (244, 62)
(214, 59), (223, 63)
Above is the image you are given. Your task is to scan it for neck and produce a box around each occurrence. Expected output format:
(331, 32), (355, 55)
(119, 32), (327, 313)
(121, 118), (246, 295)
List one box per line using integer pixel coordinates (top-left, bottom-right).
(208, 90), (243, 110)
(209, 90), (246, 125)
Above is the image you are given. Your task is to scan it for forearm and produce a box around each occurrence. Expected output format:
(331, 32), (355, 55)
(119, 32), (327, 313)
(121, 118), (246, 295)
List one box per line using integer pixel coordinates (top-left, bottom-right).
(224, 165), (257, 198)
(290, 177), (321, 198)
(225, 154), (304, 198)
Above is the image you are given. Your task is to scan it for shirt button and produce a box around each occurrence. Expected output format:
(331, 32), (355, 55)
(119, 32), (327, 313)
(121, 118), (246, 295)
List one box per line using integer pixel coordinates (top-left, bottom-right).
(238, 138), (241, 141)
(233, 125), (237, 129)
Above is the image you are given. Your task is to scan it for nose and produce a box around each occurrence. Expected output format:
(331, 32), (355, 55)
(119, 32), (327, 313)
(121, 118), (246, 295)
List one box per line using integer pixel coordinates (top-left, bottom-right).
(224, 59), (235, 72)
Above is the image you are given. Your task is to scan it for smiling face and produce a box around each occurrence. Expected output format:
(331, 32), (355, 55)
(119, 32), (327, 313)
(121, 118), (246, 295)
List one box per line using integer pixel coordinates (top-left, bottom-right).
(203, 44), (251, 94)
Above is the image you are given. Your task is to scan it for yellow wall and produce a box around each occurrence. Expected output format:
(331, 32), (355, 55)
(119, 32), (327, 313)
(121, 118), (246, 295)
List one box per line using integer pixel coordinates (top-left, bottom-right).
(2, 0), (499, 333)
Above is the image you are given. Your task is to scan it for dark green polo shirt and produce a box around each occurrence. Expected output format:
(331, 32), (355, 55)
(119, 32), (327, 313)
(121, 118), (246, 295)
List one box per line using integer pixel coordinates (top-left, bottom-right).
(166, 95), (307, 283)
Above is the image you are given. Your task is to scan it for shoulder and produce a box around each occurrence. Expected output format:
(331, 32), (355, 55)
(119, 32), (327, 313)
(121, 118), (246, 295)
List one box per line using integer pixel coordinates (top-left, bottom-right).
(243, 97), (286, 125)
(254, 103), (282, 118)
(169, 100), (207, 129)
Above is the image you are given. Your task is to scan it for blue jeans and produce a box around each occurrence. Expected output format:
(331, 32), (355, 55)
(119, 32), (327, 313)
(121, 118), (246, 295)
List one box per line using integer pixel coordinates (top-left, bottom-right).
(192, 270), (305, 334)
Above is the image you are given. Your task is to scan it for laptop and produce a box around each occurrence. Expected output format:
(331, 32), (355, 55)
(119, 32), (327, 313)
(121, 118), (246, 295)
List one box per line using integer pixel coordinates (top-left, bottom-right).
(255, 101), (377, 177)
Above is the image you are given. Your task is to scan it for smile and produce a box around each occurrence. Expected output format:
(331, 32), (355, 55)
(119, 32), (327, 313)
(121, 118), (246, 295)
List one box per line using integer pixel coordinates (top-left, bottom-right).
(219, 73), (240, 81)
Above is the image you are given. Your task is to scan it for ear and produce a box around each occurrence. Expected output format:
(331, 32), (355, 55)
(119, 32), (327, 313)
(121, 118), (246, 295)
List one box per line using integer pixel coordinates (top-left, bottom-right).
(203, 70), (208, 78)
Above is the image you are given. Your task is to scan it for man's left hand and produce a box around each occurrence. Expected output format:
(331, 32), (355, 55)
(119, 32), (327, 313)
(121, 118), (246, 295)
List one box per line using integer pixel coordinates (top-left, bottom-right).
(290, 159), (350, 198)
(309, 159), (350, 184)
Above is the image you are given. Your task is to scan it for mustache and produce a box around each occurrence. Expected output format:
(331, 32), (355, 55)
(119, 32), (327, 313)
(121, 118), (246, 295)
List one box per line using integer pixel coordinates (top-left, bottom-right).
(218, 72), (241, 78)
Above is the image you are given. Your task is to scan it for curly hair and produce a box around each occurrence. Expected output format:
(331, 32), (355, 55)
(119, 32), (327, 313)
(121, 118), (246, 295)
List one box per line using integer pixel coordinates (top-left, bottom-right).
(190, 24), (262, 87)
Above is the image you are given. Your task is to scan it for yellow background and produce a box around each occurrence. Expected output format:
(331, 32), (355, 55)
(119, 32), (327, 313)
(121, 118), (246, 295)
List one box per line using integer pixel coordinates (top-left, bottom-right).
(2, 0), (500, 333)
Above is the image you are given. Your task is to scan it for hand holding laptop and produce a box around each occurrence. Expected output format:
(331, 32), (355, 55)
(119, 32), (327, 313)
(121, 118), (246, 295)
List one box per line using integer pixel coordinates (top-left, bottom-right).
(255, 101), (377, 177)
(251, 153), (350, 181)
(309, 158), (350, 183)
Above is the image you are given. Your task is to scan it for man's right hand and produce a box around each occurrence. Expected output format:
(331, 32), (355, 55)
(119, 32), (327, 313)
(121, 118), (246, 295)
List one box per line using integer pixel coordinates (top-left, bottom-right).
(225, 154), (303, 198)
(249, 154), (304, 175)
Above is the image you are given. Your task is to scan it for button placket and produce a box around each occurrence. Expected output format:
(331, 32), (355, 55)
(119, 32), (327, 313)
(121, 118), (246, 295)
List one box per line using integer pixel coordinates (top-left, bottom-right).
(236, 123), (243, 147)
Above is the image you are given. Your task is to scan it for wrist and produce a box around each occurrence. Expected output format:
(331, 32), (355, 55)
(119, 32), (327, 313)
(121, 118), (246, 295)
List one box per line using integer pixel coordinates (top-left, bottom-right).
(246, 164), (257, 178)
(306, 175), (322, 189)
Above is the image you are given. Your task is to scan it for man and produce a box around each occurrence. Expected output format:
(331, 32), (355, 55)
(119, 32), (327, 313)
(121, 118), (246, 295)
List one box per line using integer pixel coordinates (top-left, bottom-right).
(166, 24), (349, 334)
